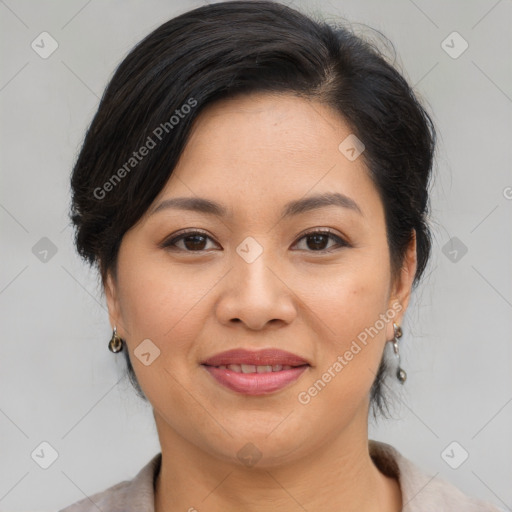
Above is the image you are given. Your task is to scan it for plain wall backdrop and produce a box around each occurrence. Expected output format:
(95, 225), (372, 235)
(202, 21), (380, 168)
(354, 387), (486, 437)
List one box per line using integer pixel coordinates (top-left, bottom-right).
(1, 0), (511, 510)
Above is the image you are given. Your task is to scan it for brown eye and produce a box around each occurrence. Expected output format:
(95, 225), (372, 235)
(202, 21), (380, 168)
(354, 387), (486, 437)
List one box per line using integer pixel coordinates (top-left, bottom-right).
(293, 230), (348, 252)
(161, 231), (218, 252)
(161, 229), (348, 253)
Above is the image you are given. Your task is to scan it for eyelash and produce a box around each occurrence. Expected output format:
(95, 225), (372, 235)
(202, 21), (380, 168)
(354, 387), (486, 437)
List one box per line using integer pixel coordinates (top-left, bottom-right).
(160, 228), (349, 254)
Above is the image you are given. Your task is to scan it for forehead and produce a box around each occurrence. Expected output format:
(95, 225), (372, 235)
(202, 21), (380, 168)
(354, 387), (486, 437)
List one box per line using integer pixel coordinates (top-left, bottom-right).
(186, 91), (353, 159)
(150, 92), (382, 222)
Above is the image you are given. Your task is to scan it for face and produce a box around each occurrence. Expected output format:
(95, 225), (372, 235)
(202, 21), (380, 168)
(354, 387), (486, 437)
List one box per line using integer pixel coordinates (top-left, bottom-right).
(105, 92), (416, 466)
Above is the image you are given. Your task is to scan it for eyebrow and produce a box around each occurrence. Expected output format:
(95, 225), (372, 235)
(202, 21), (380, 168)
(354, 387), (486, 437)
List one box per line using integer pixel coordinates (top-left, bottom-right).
(149, 191), (363, 219)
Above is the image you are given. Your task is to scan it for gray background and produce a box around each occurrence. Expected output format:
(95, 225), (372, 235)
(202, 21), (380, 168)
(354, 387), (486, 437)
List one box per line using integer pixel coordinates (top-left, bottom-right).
(1, 0), (511, 510)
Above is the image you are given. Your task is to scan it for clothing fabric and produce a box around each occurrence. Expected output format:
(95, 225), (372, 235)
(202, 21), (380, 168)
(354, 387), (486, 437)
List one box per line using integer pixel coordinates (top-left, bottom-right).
(59, 440), (504, 511)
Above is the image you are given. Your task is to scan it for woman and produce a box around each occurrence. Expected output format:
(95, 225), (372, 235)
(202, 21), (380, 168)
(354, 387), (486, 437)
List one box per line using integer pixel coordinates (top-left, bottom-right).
(60, 1), (502, 511)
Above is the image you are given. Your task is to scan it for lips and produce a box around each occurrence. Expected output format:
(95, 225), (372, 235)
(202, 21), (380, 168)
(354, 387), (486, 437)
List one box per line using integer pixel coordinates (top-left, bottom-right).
(201, 348), (310, 368)
(203, 364), (308, 395)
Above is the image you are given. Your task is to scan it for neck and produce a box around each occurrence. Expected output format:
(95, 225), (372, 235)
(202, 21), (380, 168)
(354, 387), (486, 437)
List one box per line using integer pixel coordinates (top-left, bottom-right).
(153, 408), (402, 512)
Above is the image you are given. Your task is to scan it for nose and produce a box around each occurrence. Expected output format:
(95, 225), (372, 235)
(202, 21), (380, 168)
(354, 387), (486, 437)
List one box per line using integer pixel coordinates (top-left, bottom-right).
(215, 242), (297, 331)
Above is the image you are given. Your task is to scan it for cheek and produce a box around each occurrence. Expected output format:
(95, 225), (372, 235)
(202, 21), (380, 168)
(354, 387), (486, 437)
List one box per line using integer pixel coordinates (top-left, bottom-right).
(293, 258), (391, 388)
(294, 252), (391, 336)
(116, 253), (224, 351)
(283, 271), (391, 437)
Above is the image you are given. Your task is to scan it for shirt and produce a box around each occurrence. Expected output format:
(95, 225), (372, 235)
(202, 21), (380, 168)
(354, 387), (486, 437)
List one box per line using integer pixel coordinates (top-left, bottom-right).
(58, 440), (504, 511)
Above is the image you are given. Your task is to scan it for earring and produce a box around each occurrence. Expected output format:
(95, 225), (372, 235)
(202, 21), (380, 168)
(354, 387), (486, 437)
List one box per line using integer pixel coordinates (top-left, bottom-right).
(392, 322), (407, 383)
(108, 326), (123, 353)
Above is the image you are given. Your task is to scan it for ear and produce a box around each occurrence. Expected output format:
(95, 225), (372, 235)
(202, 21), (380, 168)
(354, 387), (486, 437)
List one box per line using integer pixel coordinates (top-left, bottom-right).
(386, 229), (417, 339)
(104, 270), (123, 336)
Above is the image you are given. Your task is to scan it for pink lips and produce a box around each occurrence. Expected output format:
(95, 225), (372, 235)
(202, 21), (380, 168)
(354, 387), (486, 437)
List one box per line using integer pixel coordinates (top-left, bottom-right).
(201, 348), (310, 395)
(203, 365), (309, 395)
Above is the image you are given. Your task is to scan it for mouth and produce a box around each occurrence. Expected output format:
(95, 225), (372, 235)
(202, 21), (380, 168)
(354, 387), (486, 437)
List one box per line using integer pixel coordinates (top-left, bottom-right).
(200, 348), (310, 395)
(201, 347), (311, 368)
(202, 363), (309, 373)
(201, 364), (309, 395)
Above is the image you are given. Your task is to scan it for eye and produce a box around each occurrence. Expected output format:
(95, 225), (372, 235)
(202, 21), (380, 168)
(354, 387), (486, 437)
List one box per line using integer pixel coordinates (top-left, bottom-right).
(161, 230), (219, 252)
(161, 228), (349, 253)
(293, 229), (349, 252)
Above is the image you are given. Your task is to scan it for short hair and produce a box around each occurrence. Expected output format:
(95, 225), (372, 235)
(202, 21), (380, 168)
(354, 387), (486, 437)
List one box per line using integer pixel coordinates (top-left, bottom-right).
(69, 1), (436, 416)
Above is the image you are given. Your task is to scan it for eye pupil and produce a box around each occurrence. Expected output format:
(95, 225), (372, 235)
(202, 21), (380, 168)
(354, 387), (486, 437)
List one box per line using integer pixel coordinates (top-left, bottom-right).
(307, 234), (329, 250)
(184, 234), (207, 250)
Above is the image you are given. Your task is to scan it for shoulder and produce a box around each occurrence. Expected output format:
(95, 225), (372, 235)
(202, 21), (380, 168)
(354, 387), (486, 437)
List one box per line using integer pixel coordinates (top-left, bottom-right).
(369, 440), (504, 512)
(58, 480), (132, 512)
(58, 452), (161, 512)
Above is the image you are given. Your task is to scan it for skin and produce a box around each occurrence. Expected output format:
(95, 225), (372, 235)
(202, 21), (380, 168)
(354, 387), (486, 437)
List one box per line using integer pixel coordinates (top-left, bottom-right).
(105, 92), (417, 512)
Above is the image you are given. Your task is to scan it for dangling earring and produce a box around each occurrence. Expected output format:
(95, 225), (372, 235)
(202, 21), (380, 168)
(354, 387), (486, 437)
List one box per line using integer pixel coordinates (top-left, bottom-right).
(108, 326), (123, 353)
(392, 322), (407, 383)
